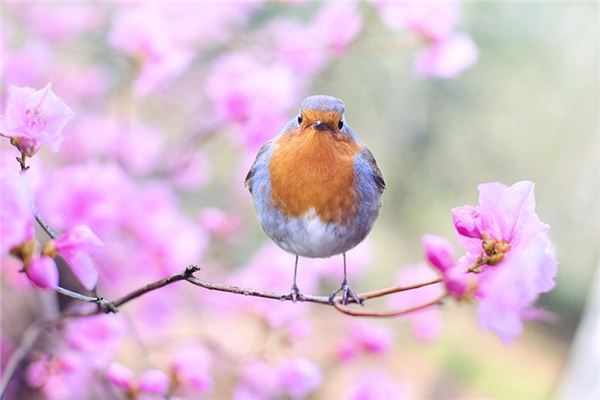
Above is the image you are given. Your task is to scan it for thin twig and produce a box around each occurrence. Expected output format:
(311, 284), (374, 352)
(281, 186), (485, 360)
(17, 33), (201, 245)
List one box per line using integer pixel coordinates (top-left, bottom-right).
(332, 294), (448, 318)
(0, 322), (45, 399)
(358, 277), (443, 301)
(34, 213), (57, 239)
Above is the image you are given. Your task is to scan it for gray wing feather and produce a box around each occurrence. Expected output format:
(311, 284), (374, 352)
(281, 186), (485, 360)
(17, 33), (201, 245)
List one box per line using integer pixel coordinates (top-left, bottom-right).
(244, 142), (271, 193)
(360, 147), (385, 194)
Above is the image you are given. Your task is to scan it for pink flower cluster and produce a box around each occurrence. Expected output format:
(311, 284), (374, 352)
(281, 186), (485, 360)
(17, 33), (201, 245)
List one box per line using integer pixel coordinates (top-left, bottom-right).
(423, 181), (558, 342)
(371, 1), (478, 79)
(234, 357), (322, 400)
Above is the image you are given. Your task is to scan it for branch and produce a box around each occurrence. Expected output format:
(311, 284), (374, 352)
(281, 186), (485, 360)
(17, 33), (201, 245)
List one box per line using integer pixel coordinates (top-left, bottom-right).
(0, 322), (45, 399)
(333, 293), (447, 317)
(57, 264), (462, 321)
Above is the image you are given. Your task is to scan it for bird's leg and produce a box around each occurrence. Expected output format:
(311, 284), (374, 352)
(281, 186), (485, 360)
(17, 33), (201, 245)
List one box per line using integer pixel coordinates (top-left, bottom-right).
(286, 255), (305, 303)
(329, 253), (363, 305)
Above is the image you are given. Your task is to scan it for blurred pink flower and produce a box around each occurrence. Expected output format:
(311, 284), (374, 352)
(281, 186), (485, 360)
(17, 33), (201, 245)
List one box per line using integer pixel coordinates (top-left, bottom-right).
(26, 256), (59, 290)
(65, 314), (124, 362)
(234, 359), (279, 400)
(60, 115), (121, 162)
(125, 182), (207, 277)
(51, 63), (111, 104)
(0, 172), (32, 254)
(54, 225), (105, 290)
(154, 3), (258, 47)
(138, 369), (169, 395)
(171, 345), (213, 394)
(277, 357), (322, 400)
(170, 149), (213, 190)
(1, 83), (74, 152)
(25, 354), (88, 399)
(371, 1), (459, 41)
(205, 53), (299, 150)
(347, 370), (406, 400)
(108, 4), (194, 95)
(389, 266), (444, 341)
(336, 320), (393, 361)
(20, 3), (106, 42)
(106, 362), (134, 390)
(453, 181), (558, 342)
(414, 33), (478, 79)
(312, 1), (363, 55)
(230, 243), (314, 326)
(199, 207), (242, 238)
(422, 234), (455, 272)
(310, 239), (373, 282)
(266, 19), (329, 76)
(1, 41), (50, 87)
(114, 123), (165, 175)
(37, 162), (133, 234)
(25, 358), (50, 388)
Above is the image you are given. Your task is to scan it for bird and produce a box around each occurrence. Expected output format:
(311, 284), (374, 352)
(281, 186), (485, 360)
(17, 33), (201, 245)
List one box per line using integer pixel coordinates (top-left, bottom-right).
(245, 95), (385, 305)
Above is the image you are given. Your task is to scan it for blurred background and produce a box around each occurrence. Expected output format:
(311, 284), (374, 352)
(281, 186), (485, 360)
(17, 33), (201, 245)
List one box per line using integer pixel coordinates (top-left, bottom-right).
(1, 2), (598, 399)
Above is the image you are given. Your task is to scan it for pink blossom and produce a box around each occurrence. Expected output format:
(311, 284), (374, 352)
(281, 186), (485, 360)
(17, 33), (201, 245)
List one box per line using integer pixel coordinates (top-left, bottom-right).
(422, 234), (455, 272)
(36, 162), (133, 234)
(277, 357), (322, 399)
(347, 320), (393, 355)
(0, 172), (32, 254)
(54, 225), (105, 290)
(51, 63), (111, 104)
(20, 3), (106, 42)
(198, 207), (241, 238)
(371, 1), (459, 41)
(389, 266), (444, 341)
(65, 314), (124, 362)
(138, 369), (169, 395)
(106, 362), (134, 390)
(171, 345), (213, 393)
(414, 33), (478, 79)
(169, 149), (212, 190)
(1, 41), (50, 87)
(153, 3), (258, 47)
(26, 256), (59, 290)
(114, 123), (164, 175)
(205, 53), (299, 150)
(266, 19), (329, 76)
(25, 358), (50, 388)
(124, 183), (207, 278)
(347, 370), (406, 400)
(234, 359), (279, 400)
(1, 83), (74, 152)
(453, 181), (558, 342)
(108, 4), (193, 95)
(451, 205), (483, 239)
(60, 115), (120, 162)
(311, 1), (363, 55)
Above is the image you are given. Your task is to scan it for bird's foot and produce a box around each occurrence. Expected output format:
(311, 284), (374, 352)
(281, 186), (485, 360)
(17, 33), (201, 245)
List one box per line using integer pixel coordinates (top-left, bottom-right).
(282, 284), (305, 303)
(329, 282), (363, 306)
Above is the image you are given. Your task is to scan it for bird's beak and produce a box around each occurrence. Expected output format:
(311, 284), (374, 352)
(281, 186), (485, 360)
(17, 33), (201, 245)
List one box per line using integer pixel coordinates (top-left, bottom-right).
(311, 120), (327, 131)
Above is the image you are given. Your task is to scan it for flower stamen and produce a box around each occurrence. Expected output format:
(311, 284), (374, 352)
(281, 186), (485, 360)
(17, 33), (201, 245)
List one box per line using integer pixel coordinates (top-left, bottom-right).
(481, 231), (511, 265)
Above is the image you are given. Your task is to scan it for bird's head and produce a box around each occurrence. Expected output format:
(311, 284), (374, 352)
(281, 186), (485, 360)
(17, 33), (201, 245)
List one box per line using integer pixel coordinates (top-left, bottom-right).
(297, 95), (346, 134)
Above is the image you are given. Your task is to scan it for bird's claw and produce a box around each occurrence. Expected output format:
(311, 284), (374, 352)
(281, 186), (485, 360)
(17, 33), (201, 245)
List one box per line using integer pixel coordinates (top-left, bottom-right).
(284, 285), (305, 303)
(329, 282), (363, 306)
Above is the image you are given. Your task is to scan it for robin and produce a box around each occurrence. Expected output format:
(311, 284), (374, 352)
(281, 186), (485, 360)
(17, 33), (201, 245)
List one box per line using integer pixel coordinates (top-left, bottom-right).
(245, 95), (385, 305)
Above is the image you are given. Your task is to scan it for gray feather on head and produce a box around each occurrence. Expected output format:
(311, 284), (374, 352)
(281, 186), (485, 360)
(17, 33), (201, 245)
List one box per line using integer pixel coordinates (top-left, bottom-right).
(300, 95), (345, 114)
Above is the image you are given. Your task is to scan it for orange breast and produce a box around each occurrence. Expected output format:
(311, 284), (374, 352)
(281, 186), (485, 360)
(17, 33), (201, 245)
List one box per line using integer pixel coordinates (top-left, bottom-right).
(269, 128), (362, 224)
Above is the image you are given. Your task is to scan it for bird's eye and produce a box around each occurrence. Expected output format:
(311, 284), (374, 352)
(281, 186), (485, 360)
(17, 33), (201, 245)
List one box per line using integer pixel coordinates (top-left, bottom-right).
(338, 120), (344, 129)
(297, 114), (303, 125)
